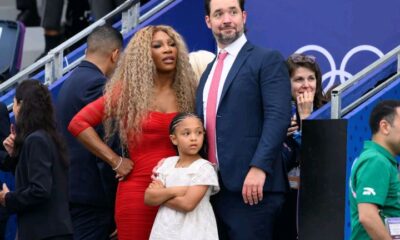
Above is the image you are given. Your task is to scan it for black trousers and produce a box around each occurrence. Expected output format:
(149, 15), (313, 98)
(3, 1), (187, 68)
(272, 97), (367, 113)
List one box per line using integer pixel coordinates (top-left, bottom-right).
(69, 203), (114, 240)
(87, 0), (125, 21)
(40, 0), (89, 31)
(43, 235), (73, 240)
(274, 189), (298, 240)
(16, 0), (37, 10)
(0, 206), (8, 240)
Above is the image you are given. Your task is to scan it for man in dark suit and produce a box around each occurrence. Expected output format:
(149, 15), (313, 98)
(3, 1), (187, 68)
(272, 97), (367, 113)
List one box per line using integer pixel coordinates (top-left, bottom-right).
(56, 25), (122, 240)
(196, 0), (292, 239)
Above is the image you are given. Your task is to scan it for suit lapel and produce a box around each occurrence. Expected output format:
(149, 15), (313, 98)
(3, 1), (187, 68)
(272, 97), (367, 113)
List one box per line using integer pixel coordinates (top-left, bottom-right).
(220, 42), (254, 102)
(196, 59), (215, 118)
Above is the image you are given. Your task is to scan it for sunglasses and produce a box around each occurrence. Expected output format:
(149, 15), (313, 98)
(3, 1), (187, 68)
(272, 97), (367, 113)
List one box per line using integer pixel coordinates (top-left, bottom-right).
(289, 54), (316, 64)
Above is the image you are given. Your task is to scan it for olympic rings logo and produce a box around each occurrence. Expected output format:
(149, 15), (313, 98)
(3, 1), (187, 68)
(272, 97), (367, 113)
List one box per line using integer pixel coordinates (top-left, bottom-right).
(295, 45), (384, 91)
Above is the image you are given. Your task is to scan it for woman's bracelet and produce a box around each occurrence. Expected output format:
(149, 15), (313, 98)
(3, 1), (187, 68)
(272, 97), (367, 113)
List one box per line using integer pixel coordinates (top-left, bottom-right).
(113, 157), (123, 171)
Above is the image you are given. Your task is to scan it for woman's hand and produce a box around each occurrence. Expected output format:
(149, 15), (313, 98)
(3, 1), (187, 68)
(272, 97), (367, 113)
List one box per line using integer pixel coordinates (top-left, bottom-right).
(0, 183), (10, 207)
(287, 118), (299, 136)
(297, 90), (314, 120)
(114, 157), (134, 181)
(3, 133), (15, 156)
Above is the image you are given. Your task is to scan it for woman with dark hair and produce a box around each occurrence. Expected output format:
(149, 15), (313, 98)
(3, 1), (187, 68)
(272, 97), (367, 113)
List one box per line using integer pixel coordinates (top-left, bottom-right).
(287, 53), (327, 120)
(284, 53), (330, 149)
(0, 80), (73, 240)
(275, 53), (329, 239)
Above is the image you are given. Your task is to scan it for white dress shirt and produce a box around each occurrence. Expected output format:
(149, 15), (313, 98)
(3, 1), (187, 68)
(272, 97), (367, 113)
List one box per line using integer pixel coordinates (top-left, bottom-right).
(203, 34), (247, 163)
(203, 34), (247, 124)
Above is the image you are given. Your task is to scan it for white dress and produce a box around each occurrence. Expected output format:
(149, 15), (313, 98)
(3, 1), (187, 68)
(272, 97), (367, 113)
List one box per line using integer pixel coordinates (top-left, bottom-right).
(149, 156), (219, 240)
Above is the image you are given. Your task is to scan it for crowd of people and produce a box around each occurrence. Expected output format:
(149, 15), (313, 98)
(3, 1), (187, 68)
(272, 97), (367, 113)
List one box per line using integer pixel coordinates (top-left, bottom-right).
(15, 0), (150, 58)
(0, 0), (398, 239)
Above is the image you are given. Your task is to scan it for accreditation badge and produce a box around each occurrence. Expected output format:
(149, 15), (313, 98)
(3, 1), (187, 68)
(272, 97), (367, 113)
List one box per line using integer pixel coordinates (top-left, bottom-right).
(385, 217), (400, 239)
(288, 167), (300, 189)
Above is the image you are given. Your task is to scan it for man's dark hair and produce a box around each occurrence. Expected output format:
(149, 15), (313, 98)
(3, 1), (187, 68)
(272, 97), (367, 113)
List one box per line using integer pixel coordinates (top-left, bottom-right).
(369, 100), (400, 134)
(87, 25), (123, 56)
(204, 0), (245, 16)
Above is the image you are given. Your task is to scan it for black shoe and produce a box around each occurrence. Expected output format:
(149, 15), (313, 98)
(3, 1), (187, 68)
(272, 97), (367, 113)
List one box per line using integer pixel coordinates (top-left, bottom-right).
(17, 10), (41, 27)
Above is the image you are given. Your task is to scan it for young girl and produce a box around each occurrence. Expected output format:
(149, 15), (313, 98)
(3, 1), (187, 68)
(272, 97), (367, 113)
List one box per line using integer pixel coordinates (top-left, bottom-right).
(144, 112), (219, 240)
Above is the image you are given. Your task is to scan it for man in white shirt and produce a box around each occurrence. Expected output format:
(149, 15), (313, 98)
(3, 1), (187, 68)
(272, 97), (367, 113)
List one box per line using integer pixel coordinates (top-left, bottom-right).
(195, 0), (292, 239)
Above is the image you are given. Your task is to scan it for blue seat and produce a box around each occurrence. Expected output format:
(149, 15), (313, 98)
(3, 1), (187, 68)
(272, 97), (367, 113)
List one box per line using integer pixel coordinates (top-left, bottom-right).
(0, 20), (25, 83)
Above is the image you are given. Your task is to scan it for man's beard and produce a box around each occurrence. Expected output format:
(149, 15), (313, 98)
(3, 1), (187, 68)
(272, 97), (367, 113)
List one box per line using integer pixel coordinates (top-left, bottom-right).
(214, 27), (244, 46)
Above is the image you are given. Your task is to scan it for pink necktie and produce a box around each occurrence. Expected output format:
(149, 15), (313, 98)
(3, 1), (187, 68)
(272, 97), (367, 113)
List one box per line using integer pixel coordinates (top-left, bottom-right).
(206, 51), (228, 164)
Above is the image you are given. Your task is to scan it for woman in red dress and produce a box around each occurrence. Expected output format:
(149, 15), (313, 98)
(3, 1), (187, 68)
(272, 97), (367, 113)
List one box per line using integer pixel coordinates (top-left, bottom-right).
(68, 25), (197, 240)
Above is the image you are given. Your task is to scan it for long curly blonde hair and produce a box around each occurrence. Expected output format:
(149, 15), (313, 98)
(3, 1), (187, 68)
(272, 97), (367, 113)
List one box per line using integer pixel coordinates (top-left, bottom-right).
(103, 25), (197, 147)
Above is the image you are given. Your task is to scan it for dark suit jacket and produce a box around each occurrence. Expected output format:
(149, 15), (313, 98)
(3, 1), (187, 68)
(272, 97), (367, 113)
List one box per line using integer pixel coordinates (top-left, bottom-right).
(0, 102), (11, 234)
(5, 130), (73, 240)
(56, 60), (118, 207)
(0, 102), (12, 170)
(196, 41), (291, 193)
(0, 103), (9, 150)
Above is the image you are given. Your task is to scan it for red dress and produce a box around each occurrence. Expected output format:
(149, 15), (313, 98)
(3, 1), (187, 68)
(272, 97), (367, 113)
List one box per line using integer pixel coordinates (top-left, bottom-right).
(68, 97), (177, 240)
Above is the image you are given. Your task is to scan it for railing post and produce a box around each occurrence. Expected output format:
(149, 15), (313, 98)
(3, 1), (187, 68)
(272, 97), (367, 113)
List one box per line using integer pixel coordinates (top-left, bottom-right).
(397, 52), (400, 74)
(121, 1), (140, 34)
(331, 90), (341, 119)
(45, 50), (64, 85)
(53, 51), (64, 83)
(44, 55), (54, 86)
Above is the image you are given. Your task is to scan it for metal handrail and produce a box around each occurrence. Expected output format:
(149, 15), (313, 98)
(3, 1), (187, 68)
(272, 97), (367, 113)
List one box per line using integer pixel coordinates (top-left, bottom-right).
(45, 0), (141, 85)
(341, 72), (400, 116)
(0, 0), (176, 98)
(330, 45), (400, 119)
(140, 0), (174, 23)
(59, 0), (176, 76)
(0, 54), (52, 91)
(1, 0), (139, 93)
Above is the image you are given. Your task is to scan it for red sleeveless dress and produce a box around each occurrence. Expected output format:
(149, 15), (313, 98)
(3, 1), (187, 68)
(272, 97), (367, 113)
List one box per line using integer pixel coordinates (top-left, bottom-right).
(68, 96), (177, 240)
